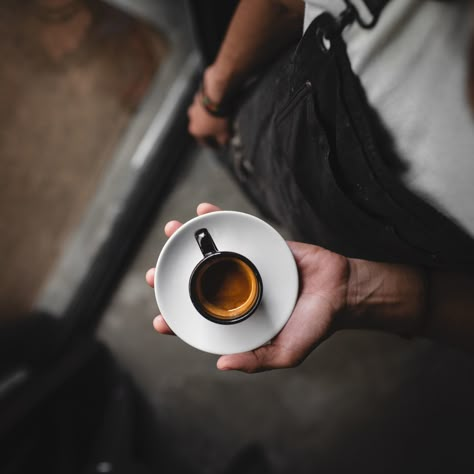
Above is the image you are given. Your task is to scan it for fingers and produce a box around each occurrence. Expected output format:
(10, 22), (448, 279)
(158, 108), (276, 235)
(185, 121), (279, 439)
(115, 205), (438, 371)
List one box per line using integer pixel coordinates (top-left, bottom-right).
(153, 315), (175, 335)
(187, 92), (230, 148)
(150, 204), (222, 341)
(163, 204), (220, 238)
(197, 203), (222, 215)
(217, 343), (301, 373)
(145, 268), (155, 288)
(164, 220), (182, 238)
(147, 273), (174, 335)
(151, 209), (219, 291)
(216, 131), (230, 147)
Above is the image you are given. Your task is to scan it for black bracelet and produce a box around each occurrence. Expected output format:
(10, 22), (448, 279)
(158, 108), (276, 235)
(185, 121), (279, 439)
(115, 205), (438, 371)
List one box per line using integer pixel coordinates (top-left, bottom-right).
(199, 82), (233, 118)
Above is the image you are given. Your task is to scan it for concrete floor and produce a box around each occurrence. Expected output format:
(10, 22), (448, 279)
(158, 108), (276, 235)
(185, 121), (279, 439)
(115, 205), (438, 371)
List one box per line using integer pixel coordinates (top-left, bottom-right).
(98, 147), (474, 474)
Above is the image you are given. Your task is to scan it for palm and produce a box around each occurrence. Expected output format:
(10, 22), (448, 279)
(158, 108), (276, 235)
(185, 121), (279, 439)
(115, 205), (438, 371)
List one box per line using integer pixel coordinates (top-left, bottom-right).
(217, 242), (350, 372)
(288, 242), (349, 345)
(147, 204), (351, 373)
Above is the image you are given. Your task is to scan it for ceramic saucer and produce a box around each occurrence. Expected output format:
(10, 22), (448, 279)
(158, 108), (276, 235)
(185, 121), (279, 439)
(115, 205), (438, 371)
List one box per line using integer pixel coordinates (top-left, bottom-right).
(154, 211), (298, 355)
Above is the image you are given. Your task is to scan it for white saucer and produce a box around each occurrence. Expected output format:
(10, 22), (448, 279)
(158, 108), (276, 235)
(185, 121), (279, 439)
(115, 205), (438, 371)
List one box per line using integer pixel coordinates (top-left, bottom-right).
(154, 211), (298, 355)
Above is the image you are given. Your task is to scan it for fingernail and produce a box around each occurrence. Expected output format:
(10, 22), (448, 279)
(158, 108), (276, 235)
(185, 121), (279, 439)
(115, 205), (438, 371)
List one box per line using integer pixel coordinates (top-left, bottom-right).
(217, 362), (232, 371)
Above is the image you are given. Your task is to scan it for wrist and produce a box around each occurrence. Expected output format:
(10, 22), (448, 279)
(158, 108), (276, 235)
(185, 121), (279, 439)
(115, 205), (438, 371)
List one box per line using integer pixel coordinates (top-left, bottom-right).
(341, 259), (428, 337)
(200, 65), (242, 118)
(203, 65), (235, 105)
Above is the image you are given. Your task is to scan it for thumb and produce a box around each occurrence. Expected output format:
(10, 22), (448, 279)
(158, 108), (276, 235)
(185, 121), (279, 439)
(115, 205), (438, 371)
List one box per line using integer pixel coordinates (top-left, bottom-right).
(217, 343), (298, 373)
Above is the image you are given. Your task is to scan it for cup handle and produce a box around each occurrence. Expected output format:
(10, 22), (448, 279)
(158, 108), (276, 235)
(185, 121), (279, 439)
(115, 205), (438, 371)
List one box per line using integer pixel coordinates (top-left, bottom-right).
(195, 228), (218, 257)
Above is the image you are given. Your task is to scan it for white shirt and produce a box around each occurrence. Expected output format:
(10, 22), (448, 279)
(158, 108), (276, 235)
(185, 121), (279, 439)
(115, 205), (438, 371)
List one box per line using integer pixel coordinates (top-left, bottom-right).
(304, 0), (474, 237)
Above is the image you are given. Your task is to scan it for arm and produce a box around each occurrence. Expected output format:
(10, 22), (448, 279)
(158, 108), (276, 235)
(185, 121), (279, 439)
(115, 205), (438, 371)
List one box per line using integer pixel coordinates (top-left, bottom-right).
(203, 0), (305, 103)
(345, 260), (474, 353)
(427, 270), (474, 351)
(188, 0), (304, 145)
(147, 205), (474, 372)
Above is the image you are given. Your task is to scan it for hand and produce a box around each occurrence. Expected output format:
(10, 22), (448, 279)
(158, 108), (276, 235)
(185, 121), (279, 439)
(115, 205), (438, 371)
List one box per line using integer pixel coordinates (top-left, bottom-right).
(187, 93), (230, 148)
(146, 203), (351, 373)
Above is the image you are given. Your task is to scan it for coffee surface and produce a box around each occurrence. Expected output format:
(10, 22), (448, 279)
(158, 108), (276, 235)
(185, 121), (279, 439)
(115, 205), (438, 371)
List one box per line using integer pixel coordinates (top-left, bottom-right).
(195, 257), (258, 319)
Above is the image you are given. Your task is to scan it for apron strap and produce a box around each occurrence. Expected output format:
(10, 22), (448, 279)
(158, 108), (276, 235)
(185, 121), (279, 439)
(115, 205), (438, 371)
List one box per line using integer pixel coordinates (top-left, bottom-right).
(339, 0), (391, 30)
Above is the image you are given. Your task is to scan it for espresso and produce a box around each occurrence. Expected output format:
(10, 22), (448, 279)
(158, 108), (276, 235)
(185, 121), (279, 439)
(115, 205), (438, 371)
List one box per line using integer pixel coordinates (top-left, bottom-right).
(194, 256), (258, 320)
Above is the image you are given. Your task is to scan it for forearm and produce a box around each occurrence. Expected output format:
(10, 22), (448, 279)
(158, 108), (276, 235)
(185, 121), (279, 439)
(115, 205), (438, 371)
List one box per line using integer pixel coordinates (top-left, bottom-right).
(204, 0), (304, 102)
(343, 259), (474, 352)
(343, 260), (427, 336)
(426, 270), (474, 351)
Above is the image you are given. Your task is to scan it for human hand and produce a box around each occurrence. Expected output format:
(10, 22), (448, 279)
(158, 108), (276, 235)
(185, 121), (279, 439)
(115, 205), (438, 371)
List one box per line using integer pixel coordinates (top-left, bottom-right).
(187, 93), (230, 148)
(146, 203), (352, 373)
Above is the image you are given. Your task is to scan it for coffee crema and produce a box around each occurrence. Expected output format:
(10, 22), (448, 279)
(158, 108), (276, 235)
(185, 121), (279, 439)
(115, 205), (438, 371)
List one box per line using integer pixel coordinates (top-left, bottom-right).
(193, 256), (258, 320)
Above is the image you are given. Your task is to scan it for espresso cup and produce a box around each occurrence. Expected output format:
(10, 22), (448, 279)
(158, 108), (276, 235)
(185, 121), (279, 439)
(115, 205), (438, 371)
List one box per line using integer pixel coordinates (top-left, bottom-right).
(189, 228), (263, 325)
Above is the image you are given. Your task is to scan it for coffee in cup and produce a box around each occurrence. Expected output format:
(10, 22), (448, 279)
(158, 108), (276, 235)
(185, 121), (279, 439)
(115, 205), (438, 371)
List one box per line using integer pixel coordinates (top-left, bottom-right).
(189, 228), (263, 324)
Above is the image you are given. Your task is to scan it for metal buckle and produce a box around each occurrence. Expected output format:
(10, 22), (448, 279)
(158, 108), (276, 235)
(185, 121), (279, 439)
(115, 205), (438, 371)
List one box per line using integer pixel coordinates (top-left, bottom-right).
(340, 0), (378, 30)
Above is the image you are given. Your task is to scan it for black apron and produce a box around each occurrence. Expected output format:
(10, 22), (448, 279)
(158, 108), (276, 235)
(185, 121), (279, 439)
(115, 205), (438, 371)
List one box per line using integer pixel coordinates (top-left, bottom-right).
(229, 9), (474, 271)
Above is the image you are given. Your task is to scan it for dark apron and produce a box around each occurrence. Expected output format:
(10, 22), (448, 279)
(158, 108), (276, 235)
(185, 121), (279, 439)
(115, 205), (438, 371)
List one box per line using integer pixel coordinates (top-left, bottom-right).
(230, 12), (474, 271)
